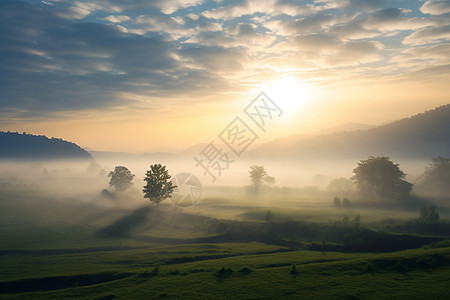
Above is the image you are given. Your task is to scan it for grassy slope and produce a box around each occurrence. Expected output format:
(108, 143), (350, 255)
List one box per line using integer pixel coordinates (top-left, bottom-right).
(1, 247), (449, 299)
(1, 187), (449, 299)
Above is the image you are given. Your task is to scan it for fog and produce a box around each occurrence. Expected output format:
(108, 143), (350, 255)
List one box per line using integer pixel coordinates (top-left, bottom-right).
(1, 155), (449, 278)
(0, 155), (443, 209)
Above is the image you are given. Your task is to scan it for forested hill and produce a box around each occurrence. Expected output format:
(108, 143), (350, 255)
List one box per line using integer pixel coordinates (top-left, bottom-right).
(250, 104), (450, 160)
(0, 132), (92, 160)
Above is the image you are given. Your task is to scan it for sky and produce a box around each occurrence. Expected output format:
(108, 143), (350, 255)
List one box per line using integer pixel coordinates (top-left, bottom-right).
(0, 0), (449, 152)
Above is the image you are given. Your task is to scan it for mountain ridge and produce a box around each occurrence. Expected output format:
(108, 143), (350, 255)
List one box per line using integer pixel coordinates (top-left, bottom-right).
(249, 104), (450, 160)
(0, 131), (92, 160)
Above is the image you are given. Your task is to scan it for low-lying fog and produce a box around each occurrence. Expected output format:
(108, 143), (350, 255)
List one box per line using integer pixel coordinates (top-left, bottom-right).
(0, 155), (439, 201)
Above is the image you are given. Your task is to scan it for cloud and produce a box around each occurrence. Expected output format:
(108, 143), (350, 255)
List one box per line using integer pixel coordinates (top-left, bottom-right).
(0, 1), (232, 118)
(273, 33), (382, 67)
(135, 14), (195, 37)
(177, 46), (248, 73)
(312, 0), (383, 11)
(420, 0), (450, 15)
(1, 0), (449, 123)
(103, 15), (130, 23)
(54, 1), (103, 19)
(196, 22), (223, 32)
(201, 0), (345, 20)
(267, 14), (342, 36)
(50, 0), (205, 18)
(186, 23), (276, 48)
(403, 25), (450, 45)
(345, 0), (384, 11)
(391, 43), (450, 69)
(156, 0), (204, 14)
(327, 20), (379, 39)
(201, 0), (270, 20)
(364, 8), (433, 31)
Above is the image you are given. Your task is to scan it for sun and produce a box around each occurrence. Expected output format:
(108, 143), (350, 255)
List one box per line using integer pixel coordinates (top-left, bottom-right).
(263, 77), (310, 114)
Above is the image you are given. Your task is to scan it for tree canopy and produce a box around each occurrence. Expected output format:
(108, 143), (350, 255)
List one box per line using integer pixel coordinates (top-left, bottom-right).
(249, 165), (274, 196)
(143, 164), (176, 207)
(108, 166), (135, 193)
(418, 157), (450, 196)
(419, 205), (440, 223)
(351, 156), (412, 200)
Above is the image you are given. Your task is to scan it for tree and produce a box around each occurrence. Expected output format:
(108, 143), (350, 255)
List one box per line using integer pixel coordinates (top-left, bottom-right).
(333, 196), (341, 208)
(249, 165), (274, 196)
(342, 198), (351, 208)
(419, 205), (440, 223)
(351, 156), (412, 200)
(143, 164), (176, 207)
(108, 166), (135, 193)
(418, 157), (450, 196)
(327, 177), (354, 196)
(265, 210), (273, 222)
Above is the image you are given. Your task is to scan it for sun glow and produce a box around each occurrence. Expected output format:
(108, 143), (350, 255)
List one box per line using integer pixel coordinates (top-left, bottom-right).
(264, 77), (311, 114)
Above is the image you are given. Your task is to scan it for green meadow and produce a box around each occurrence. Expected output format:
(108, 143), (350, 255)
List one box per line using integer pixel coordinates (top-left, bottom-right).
(1, 186), (449, 299)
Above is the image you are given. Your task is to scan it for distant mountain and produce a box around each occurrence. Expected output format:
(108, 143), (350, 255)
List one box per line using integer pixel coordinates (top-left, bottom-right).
(0, 132), (92, 160)
(89, 151), (139, 161)
(250, 105), (450, 160)
(311, 122), (376, 136)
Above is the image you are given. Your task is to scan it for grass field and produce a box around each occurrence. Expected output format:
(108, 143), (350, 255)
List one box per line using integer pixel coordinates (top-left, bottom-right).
(1, 185), (449, 299)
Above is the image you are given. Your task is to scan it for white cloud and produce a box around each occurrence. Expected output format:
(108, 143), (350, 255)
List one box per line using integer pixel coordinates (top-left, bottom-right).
(364, 8), (433, 31)
(177, 46), (248, 73)
(186, 23), (276, 49)
(157, 0), (204, 14)
(390, 43), (450, 69)
(55, 1), (102, 20)
(197, 22), (223, 32)
(273, 34), (383, 67)
(103, 15), (130, 23)
(135, 15), (195, 37)
(421, 0), (450, 15)
(201, 0), (329, 20)
(403, 25), (450, 45)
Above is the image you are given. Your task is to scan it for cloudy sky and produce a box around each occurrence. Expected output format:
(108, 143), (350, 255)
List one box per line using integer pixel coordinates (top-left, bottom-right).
(1, 0), (449, 152)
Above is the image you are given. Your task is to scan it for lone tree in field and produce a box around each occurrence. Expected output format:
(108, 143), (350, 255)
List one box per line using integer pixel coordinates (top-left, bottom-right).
(108, 166), (135, 193)
(351, 156), (412, 200)
(249, 165), (275, 196)
(419, 205), (440, 223)
(418, 157), (450, 196)
(143, 164), (176, 207)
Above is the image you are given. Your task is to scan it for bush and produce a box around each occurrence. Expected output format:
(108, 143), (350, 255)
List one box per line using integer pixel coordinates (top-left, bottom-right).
(420, 205), (440, 223)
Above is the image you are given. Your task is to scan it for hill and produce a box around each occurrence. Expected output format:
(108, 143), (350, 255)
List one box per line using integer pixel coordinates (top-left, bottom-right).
(250, 104), (450, 160)
(0, 131), (92, 160)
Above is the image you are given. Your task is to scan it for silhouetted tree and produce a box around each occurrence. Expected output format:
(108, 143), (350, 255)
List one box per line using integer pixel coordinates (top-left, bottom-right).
(328, 177), (354, 196)
(352, 215), (361, 228)
(249, 165), (274, 196)
(290, 264), (298, 275)
(351, 156), (412, 200)
(101, 188), (116, 200)
(333, 196), (341, 207)
(418, 157), (450, 196)
(419, 205), (440, 223)
(342, 198), (350, 208)
(265, 210), (273, 222)
(87, 161), (101, 174)
(143, 164), (176, 207)
(108, 166), (135, 193)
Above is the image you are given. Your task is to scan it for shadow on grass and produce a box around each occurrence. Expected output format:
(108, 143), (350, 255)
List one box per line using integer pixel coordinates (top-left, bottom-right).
(0, 272), (133, 293)
(216, 267), (233, 283)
